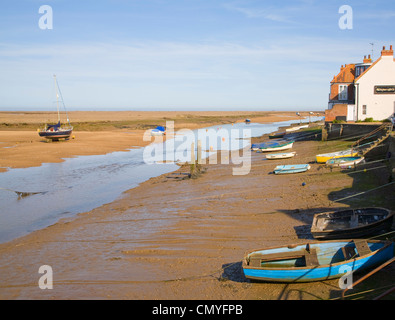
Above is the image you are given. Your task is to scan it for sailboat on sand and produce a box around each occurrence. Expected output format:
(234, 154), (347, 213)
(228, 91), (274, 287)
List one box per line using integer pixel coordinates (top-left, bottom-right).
(38, 75), (73, 141)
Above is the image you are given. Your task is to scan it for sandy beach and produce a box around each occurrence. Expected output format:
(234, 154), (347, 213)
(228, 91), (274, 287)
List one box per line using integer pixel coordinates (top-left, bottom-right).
(0, 110), (394, 301)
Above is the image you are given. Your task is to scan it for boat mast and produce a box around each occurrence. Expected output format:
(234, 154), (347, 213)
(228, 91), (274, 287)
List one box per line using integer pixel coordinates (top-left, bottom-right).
(54, 75), (71, 126)
(54, 74), (60, 123)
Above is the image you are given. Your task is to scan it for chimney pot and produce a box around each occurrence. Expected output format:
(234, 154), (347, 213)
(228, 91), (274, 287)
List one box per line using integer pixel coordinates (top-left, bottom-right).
(391, 45), (393, 50)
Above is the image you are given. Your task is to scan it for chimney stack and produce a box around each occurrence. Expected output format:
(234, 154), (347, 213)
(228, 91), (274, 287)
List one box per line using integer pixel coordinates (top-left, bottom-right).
(381, 45), (394, 56)
(363, 54), (372, 63)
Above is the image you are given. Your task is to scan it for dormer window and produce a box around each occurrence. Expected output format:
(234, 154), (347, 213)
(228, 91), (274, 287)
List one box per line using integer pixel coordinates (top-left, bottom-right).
(339, 85), (348, 100)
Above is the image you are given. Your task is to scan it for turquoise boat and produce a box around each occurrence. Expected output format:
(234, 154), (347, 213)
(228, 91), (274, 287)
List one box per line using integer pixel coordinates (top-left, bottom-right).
(325, 156), (364, 168)
(274, 164), (310, 174)
(242, 240), (394, 282)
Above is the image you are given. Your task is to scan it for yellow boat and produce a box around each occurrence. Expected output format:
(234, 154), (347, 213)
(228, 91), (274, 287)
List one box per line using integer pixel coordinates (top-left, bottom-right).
(316, 149), (358, 163)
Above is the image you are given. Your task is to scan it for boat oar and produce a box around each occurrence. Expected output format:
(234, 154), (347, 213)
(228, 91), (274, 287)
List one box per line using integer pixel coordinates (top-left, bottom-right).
(0, 187), (47, 199)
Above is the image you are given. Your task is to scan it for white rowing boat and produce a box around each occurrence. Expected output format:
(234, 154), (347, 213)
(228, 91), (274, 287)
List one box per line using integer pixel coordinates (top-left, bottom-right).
(265, 152), (296, 160)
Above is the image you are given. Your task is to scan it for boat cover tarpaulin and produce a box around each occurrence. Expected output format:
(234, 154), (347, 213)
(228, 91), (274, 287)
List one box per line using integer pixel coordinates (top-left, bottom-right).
(47, 121), (61, 131)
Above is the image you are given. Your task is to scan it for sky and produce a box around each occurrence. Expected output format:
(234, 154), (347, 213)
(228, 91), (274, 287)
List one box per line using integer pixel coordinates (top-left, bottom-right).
(0, 0), (394, 111)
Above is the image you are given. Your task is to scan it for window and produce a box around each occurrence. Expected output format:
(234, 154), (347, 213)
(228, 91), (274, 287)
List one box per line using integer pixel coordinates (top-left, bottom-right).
(339, 85), (348, 100)
(362, 105), (367, 115)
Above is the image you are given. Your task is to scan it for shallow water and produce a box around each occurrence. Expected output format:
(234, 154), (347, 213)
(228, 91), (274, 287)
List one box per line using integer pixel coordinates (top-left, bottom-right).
(0, 117), (322, 243)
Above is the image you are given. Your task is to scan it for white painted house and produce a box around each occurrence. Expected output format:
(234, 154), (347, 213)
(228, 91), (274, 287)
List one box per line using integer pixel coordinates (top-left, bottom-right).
(355, 45), (395, 121)
(326, 45), (395, 122)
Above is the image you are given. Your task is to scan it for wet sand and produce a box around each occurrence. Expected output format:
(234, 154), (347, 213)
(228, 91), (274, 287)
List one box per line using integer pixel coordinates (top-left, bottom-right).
(0, 111), (393, 300)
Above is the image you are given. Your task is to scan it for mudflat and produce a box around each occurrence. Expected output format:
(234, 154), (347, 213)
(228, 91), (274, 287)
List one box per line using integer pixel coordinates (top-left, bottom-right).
(1, 110), (393, 300)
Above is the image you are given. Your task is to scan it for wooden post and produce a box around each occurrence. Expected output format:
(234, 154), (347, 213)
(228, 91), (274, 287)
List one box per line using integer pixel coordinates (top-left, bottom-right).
(321, 127), (328, 141)
(197, 140), (202, 172)
(190, 142), (195, 175)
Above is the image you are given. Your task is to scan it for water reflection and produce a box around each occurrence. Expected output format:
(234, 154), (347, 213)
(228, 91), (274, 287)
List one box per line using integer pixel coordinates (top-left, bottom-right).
(0, 117), (322, 243)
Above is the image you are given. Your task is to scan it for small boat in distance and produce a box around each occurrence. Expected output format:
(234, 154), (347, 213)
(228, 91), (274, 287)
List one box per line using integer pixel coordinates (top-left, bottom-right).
(325, 156), (364, 168)
(265, 151), (296, 160)
(311, 207), (394, 240)
(38, 75), (73, 141)
(242, 240), (394, 282)
(274, 164), (310, 174)
(316, 149), (358, 163)
(151, 126), (166, 136)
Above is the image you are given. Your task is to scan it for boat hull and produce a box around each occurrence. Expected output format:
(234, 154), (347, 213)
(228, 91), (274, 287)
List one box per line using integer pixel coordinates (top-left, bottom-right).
(285, 125), (308, 132)
(311, 208), (394, 240)
(251, 140), (293, 151)
(38, 128), (73, 140)
(151, 130), (165, 136)
(269, 132), (286, 139)
(325, 156), (364, 168)
(316, 150), (358, 163)
(274, 164), (310, 174)
(259, 141), (294, 152)
(266, 152), (296, 160)
(242, 240), (394, 282)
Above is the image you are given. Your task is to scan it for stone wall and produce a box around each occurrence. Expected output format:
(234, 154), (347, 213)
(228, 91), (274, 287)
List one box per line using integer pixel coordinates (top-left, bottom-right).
(323, 123), (384, 140)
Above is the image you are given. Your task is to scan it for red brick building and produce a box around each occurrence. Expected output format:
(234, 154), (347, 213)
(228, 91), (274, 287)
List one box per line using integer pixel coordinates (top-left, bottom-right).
(325, 55), (373, 122)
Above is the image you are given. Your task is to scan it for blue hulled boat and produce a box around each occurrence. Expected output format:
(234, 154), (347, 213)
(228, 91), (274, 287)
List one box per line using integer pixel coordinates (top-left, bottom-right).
(151, 126), (166, 136)
(242, 240), (394, 282)
(251, 140), (294, 152)
(38, 75), (73, 141)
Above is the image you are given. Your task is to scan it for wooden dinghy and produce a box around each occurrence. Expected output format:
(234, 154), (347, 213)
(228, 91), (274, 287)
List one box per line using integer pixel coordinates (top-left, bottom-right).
(273, 164), (310, 174)
(266, 152), (296, 160)
(242, 240), (394, 282)
(325, 156), (364, 168)
(316, 149), (358, 163)
(311, 208), (394, 240)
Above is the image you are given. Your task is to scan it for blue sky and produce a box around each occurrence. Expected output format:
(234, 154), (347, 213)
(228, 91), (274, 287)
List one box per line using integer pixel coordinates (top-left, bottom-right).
(0, 0), (394, 111)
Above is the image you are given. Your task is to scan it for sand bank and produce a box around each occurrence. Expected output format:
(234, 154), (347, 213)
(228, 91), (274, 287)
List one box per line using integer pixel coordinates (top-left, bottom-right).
(0, 111), (308, 172)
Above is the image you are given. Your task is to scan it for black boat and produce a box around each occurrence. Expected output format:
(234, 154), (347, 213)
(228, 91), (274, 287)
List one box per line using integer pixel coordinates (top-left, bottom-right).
(311, 207), (394, 240)
(38, 75), (73, 141)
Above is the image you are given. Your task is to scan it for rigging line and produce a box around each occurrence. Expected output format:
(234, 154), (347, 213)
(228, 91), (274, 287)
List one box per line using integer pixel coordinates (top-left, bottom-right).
(329, 283), (395, 300)
(366, 230), (395, 241)
(55, 76), (71, 125)
(332, 181), (395, 203)
(330, 165), (389, 176)
(250, 159), (388, 173)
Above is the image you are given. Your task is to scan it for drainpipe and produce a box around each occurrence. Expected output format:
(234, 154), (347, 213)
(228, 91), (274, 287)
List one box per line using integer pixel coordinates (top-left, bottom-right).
(355, 83), (359, 121)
